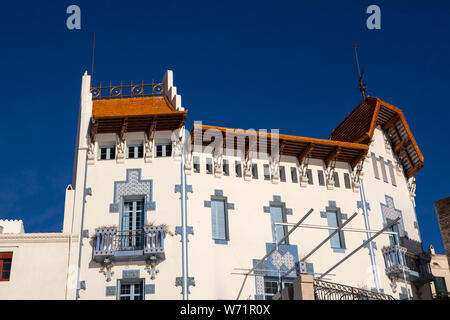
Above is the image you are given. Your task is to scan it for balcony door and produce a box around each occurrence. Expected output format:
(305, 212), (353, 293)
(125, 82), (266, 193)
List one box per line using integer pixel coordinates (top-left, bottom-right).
(121, 198), (145, 250)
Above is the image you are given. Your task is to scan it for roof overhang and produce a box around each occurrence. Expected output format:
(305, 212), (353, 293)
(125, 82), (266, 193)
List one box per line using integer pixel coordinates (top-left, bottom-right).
(190, 124), (368, 169)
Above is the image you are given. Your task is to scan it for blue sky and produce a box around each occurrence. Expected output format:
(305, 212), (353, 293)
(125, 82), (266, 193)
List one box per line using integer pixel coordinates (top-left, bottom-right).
(0, 1), (449, 254)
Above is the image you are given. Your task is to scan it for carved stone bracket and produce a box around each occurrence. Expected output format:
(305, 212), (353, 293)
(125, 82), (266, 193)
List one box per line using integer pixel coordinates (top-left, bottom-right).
(269, 155), (280, 184)
(87, 142), (96, 165)
(351, 158), (364, 193)
(184, 151), (193, 175)
(243, 156), (252, 181)
(145, 256), (161, 280)
(325, 160), (336, 190)
(116, 136), (125, 164)
(297, 144), (313, 187)
(213, 150), (223, 178)
(99, 257), (114, 282)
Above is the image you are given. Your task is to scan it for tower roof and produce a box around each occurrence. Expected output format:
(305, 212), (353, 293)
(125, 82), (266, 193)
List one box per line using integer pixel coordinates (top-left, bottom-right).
(330, 96), (423, 177)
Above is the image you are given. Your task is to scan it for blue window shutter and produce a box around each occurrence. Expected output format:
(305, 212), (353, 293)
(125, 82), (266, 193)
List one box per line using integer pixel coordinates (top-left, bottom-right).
(371, 153), (380, 179)
(270, 206), (285, 243)
(326, 211), (342, 248)
(379, 156), (389, 183)
(211, 200), (226, 241)
(388, 161), (397, 186)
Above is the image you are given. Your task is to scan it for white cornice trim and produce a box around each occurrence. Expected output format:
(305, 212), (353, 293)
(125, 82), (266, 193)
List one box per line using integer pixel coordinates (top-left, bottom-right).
(0, 233), (79, 243)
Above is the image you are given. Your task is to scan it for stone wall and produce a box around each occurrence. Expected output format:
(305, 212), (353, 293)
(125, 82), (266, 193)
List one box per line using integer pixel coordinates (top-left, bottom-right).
(434, 197), (450, 267)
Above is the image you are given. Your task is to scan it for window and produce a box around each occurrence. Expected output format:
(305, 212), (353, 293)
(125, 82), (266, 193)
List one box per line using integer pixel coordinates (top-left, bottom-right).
(344, 173), (351, 189)
(206, 158), (213, 174)
(156, 143), (172, 157)
(371, 153), (380, 179)
(326, 211), (345, 249)
(193, 156), (200, 173)
(223, 159), (229, 176)
(379, 156), (389, 183)
(279, 166), (286, 182)
(434, 277), (448, 298)
(127, 144), (144, 159)
(306, 169), (313, 185)
(333, 172), (340, 188)
(388, 161), (397, 186)
(0, 252), (12, 281)
(121, 199), (145, 250)
(118, 280), (144, 300)
(264, 280), (279, 300)
(263, 278), (293, 300)
(99, 146), (116, 160)
(264, 164), (270, 180)
(387, 220), (401, 245)
(252, 164), (258, 179)
(318, 170), (325, 186)
(235, 161), (242, 177)
(291, 167), (298, 183)
(211, 200), (228, 241)
(270, 206), (288, 244)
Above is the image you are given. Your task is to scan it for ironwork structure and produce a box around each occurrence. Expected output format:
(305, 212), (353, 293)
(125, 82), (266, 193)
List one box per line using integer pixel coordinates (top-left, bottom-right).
(90, 81), (165, 100)
(313, 279), (395, 300)
(93, 226), (165, 262)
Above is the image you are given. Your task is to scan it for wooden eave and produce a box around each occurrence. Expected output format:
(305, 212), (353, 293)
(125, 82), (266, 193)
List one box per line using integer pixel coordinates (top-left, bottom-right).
(330, 96), (424, 178)
(190, 124), (368, 168)
(91, 96), (187, 138)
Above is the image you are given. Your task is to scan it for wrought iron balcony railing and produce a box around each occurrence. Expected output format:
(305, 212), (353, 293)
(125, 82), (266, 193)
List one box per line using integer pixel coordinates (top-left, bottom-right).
(93, 226), (165, 262)
(313, 279), (395, 300)
(90, 80), (165, 100)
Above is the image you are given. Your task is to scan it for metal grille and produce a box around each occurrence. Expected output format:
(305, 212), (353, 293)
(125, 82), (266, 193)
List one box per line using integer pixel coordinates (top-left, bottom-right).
(90, 80), (164, 100)
(313, 279), (395, 300)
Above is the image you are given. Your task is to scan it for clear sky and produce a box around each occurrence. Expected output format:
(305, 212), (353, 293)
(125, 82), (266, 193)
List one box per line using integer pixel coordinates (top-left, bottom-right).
(0, 1), (449, 254)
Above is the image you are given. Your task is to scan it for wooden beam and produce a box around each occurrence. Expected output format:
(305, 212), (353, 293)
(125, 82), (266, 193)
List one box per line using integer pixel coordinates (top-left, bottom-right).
(146, 118), (157, 140)
(406, 163), (423, 178)
(245, 136), (258, 158)
(401, 148), (414, 171)
(119, 117), (128, 141)
(325, 147), (341, 167)
(351, 151), (367, 170)
(383, 114), (400, 131)
(90, 119), (98, 143)
(394, 137), (411, 153)
(297, 143), (314, 164)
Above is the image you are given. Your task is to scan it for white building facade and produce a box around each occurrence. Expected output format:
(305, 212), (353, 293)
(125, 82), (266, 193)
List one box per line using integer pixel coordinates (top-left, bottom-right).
(0, 71), (434, 300)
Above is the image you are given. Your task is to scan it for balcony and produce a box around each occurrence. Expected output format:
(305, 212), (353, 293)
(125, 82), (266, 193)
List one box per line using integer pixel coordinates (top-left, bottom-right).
(93, 226), (165, 262)
(382, 243), (434, 285)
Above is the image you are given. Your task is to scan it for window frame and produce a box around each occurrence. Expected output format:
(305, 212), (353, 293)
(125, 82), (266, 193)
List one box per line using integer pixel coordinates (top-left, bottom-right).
(326, 210), (345, 249)
(279, 166), (286, 182)
(98, 145), (116, 160)
(117, 279), (145, 300)
(235, 161), (242, 177)
(223, 159), (230, 176)
(210, 198), (229, 242)
(155, 143), (172, 157)
(0, 252), (13, 282)
(127, 144), (144, 159)
(263, 164), (270, 180)
(252, 163), (258, 179)
(291, 167), (298, 183)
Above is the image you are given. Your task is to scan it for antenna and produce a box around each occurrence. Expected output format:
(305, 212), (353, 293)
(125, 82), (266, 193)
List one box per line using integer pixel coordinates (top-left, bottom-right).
(91, 32), (96, 82)
(353, 44), (367, 100)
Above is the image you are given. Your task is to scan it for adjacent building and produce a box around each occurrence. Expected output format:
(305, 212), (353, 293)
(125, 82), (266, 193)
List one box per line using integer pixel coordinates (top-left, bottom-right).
(0, 70), (434, 300)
